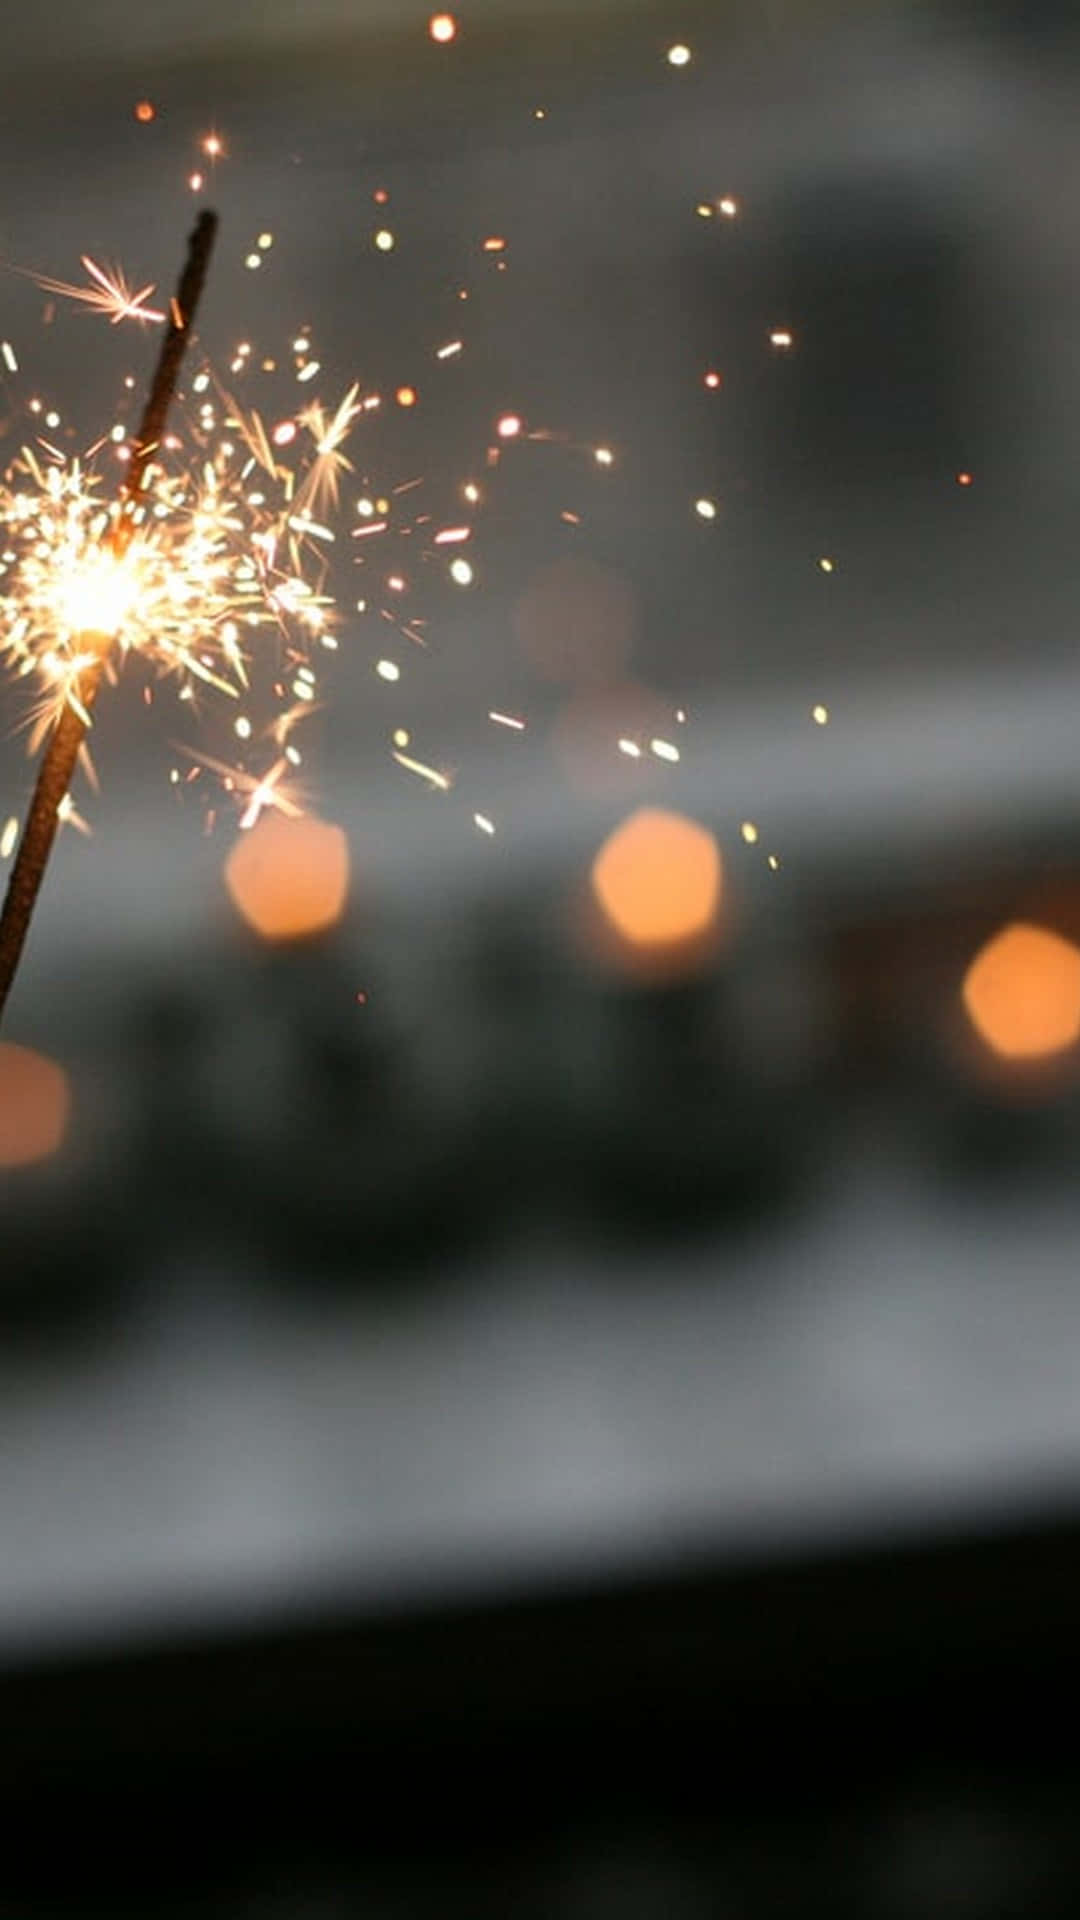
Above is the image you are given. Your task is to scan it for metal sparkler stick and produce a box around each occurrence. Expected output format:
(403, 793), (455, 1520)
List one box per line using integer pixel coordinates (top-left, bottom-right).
(0, 210), (218, 1028)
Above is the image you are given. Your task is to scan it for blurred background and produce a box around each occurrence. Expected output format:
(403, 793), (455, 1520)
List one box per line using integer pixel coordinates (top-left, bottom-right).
(4, 0), (1080, 1912)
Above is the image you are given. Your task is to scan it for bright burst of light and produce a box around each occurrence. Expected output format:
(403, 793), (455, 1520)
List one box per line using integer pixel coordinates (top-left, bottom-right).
(449, 557), (473, 585)
(812, 703), (829, 725)
(695, 496), (717, 520)
(32, 257), (166, 327)
(1, 331), (343, 776)
(667, 44), (692, 67)
(374, 229), (396, 253)
(429, 12), (457, 42)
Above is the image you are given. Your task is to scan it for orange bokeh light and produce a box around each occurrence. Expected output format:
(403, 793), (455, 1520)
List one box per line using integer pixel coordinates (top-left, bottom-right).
(591, 808), (722, 950)
(0, 1044), (71, 1168)
(225, 814), (350, 942)
(395, 385), (417, 407)
(429, 11), (457, 41)
(134, 100), (156, 123)
(962, 921), (1080, 1062)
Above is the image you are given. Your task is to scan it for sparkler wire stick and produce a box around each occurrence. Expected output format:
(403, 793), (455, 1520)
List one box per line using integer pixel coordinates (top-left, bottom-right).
(0, 211), (218, 1027)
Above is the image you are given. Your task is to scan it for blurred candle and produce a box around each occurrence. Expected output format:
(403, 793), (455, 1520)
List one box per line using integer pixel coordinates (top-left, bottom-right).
(0, 1043), (70, 1166)
(225, 814), (349, 941)
(962, 921), (1080, 1062)
(590, 807), (721, 951)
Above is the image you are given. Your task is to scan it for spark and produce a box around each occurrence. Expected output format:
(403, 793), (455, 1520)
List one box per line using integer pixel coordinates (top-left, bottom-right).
(376, 658), (400, 680)
(449, 557), (473, 585)
(474, 812), (495, 835)
(374, 229), (396, 253)
(818, 556), (834, 572)
(594, 447), (614, 466)
(32, 256), (166, 327)
(770, 329), (793, 349)
(718, 196), (738, 218)
(812, 703), (829, 725)
(650, 737), (680, 762)
(134, 100), (156, 122)
(695, 497), (717, 520)
(434, 525), (470, 544)
(488, 710), (525, 730)
(2, 343), (17, 373)
(497, 414), (522, 438)
(667, 43), (692, 66)
(429, 11), (457, 41)
(740, 821), (759, 844)
(618, 738), (642, 758)
(436, 340), (463, 359)
(0, 816), (17, 859)
(392, 747), (451, 790)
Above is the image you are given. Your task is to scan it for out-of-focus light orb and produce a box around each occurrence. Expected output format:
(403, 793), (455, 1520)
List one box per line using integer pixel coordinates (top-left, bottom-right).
(956, 469), (974, 487)
(704, 370), (722, 389)
(667, 43), (692, 67)
(497, 413), (522, 438)
(450, 557), (474, 585)
(695, 496), (717, 520)
(962, 922), (1080, 1062)
(718, 195), (738, 217)
(395, 385), (417, 407)
(201, 132), (224, 158)
(225, 814), (349, 942)
(0, 1044), (71, 1168)
(134, 100), (156, 123)
(591, 808), (721, 949)
(429, 11), (457, 41)
(812, 702), (829, 725)
(374, 228), (396, 252)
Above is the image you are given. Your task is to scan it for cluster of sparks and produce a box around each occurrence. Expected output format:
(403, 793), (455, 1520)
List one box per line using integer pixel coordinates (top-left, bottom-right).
(0, 16), (896, 873)
(0, 266), (367, 828)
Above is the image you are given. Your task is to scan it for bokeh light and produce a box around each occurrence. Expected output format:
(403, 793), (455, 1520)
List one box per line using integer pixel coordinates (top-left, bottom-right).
(962, 921), (1080, 1062)
(225, 814), (350, 942)
(590, 807), (721, 950)
(0, 1043), (71, 1167)
(429, 12), (457, 42)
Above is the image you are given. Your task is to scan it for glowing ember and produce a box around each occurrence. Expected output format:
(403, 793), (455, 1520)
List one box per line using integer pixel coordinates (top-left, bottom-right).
(429, 12), (457, 42)
(666, 44), (692, 67)
(134, 101), (156, 123)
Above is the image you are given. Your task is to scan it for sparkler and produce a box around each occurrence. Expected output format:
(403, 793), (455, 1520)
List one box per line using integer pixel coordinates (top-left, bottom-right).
(0, 212), (218, 1025)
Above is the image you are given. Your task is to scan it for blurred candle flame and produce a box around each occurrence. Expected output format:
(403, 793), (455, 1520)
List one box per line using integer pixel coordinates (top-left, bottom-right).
(962, 922), (1080, 1063)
